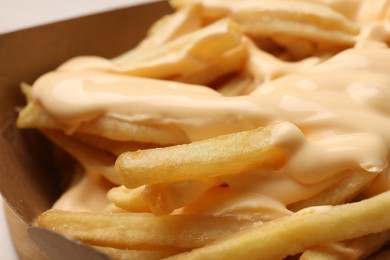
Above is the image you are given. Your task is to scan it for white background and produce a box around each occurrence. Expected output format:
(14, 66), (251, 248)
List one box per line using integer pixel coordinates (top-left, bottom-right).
(0, 0), (157, 34)
(0, 1), (154, 259)
(0, 199), (18, 260)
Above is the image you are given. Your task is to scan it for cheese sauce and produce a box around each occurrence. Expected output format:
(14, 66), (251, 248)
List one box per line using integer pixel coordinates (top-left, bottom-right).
(41, 0), (390, 215)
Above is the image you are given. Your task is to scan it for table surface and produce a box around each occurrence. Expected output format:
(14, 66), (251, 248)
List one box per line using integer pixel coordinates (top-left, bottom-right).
(0, 1), (154, 259)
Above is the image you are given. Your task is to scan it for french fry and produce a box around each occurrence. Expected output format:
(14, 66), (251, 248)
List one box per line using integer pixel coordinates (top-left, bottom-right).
(273, 36), (317, 61)
(77, 114), (189, 146)
(311, 0), (363, 20)
(112, 18), (245, 82)
(141, 179), (217, 215)
(116, 123), (288, 188)
(38, 210), (262, 251)
(107, 186), (151, 213)
(72, 133), (161, 157)
(245, 38), (291, 84)
(104, 203), (128, 213)
(182, 186), (293, 221)
(114, 3), (203, 60)
(167, 189), (390, 260)
(230, 1), (359, 47)
(176, 43), (247, 85)
(358, 0), (390, 23)
(17, 100), (189, 145)
(215, 73), (254, 96)
(170, 0), (359, 60)
(17, 99), (61, 130)
(288, 171), (378, 211)
(169, 0), (230, 22)
(170, 0), (199, 10)
(42, 129), (119, 184)
(244, 38), (321, 82)
(60, 17), (245, 84)
(170, 0), (359, 45)
(300, 230), (390, 260)
(20, 82), (33, 102)
(93, 246), (181, 260)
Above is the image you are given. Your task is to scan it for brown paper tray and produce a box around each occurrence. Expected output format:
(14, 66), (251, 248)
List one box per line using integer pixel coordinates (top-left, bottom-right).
(0, 1), (172, 259)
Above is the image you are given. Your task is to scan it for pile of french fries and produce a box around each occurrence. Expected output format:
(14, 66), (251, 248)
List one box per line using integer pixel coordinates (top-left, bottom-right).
(17, 0), (390, 259)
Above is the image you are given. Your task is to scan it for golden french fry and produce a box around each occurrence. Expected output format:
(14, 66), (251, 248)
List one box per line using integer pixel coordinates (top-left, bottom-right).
(93, 246), (181, 260)
(77, 115), (189, 145)
(115, 3), (203, 59)
(182, 186), (293, 221)
(72, 133), (161, 157)
(17, 100), (189, 145)
(169, 0), (195, 10)
(104, 203), (128, 213)
(310, 0), (363, 20)
(244, 38), (321, 83)
(176, 43), (247, 85)
(20, 82), (33, 102)
(17, 99), (60, 130)
(215, 73), (254, 96)
(42, 129), (119, 184)
(167, 189), (390, 260)
(171, 0), (359, 55)
(112, 18), (245, 82)
(358, 0), (390, 23)
(169, 0), (230, 23)
(146, 3), (201, 41)
(288, 171), (378, 211)
(300, 230), (390, 260)
(116, 124), (288, 188)
(141, 179), (217, 216)
(231, 1), (359, 46)
(107, 186), (151, 213)
(38, 210), (261, 251)
(273, 36), (317, 60)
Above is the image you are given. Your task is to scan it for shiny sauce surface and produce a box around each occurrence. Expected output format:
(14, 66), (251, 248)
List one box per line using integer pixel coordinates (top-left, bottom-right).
(30, 0), (390, 214)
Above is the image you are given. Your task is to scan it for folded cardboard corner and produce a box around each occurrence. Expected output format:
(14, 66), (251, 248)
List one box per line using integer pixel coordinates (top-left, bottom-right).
(0, 1), (172, 259)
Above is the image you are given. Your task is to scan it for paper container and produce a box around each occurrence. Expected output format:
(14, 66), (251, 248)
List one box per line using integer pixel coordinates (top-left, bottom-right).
(0, 1), (172, 259)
